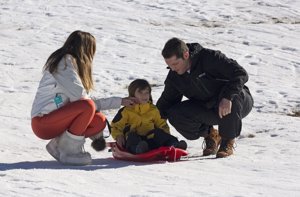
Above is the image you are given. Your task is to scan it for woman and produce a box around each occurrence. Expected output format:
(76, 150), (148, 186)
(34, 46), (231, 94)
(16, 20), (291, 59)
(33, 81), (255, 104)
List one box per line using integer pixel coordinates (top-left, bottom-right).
(31, 30), (137, 165)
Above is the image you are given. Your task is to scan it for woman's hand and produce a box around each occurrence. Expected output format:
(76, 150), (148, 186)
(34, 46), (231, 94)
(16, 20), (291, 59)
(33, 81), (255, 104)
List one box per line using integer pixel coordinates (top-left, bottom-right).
(121, 97), (139, 106)
(116, 135), (125, 148)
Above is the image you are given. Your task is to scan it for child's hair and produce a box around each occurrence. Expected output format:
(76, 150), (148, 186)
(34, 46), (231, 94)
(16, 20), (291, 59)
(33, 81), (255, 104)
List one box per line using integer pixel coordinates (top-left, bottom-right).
(43, 30), (96, 93)
(128, 79), (153, 103)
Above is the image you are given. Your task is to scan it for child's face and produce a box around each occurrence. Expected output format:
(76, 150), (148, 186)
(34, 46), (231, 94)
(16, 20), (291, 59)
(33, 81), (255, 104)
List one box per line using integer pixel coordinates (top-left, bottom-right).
(134, 88), (150, 104)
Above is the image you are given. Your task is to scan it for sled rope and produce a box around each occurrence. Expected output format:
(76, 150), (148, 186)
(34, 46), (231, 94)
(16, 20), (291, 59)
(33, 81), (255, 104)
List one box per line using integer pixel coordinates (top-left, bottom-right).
(105, 119), (112, 138)
(171, 146), (176, 162)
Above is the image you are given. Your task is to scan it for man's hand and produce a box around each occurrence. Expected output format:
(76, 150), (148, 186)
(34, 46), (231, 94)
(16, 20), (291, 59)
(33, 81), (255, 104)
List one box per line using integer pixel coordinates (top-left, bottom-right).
(121, 97), (139, 106)
(116, 135), (125, 148)
(218, 98), (232, 118)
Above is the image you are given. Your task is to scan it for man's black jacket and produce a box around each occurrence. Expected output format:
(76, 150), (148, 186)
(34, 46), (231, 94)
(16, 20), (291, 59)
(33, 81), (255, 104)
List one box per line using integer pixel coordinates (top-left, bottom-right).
(156, 43), (250, 117)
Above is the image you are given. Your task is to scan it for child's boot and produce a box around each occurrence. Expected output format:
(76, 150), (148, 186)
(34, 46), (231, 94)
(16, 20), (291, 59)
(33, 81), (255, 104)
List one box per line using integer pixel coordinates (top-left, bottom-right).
(174, 140), (188, 150)
(135, 141), (149, 154)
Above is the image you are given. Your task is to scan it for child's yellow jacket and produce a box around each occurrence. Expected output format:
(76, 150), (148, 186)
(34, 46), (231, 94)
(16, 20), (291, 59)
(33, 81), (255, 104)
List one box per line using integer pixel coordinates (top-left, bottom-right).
(111, 102), (170, 139)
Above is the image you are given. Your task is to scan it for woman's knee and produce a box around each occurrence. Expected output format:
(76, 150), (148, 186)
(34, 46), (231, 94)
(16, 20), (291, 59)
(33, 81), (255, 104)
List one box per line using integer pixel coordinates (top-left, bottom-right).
(32, 127), (49, 140)
(77, 99), (96, 113)
(95, 112), (106, 131)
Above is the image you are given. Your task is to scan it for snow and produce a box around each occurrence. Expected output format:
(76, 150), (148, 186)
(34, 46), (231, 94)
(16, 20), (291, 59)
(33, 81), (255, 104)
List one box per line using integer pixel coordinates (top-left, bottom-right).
(1, 0), (300, 196)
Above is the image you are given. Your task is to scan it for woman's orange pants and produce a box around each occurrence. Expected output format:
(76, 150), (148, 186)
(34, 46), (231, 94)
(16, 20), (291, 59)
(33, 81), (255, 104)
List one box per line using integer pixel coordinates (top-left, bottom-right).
(31, 99), (106, 139)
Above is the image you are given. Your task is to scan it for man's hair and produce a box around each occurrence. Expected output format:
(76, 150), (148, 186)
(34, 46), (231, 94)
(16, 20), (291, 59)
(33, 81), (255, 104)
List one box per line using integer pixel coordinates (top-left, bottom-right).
(161, 37), (189, 59)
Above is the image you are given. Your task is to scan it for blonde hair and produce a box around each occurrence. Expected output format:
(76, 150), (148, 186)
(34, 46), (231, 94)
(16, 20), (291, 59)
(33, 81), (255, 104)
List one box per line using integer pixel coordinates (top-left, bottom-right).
(44, 30), (96, 93)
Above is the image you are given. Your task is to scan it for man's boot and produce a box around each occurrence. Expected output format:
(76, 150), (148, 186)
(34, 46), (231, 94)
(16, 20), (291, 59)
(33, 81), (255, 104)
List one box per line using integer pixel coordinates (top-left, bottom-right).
(203, 127), (221, 156)
(216, 138), (235, 158)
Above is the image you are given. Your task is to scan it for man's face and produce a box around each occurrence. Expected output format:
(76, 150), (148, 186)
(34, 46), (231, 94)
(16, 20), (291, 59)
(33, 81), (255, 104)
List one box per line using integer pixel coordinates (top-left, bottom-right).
(164, 53), (190, 75)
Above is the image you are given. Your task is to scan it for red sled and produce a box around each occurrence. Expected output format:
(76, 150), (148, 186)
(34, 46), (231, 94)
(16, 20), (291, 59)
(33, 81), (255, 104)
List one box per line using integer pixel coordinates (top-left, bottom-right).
(106, 142), (188, 162)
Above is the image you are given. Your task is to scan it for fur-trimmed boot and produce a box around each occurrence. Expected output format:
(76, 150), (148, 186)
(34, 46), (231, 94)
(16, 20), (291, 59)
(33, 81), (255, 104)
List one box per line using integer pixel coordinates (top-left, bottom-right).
(58, 131), (92, 165)
(46, 137), (60, 161)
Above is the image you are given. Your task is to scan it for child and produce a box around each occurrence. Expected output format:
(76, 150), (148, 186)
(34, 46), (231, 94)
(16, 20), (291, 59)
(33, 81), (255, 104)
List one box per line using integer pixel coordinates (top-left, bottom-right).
(31, 30), (137, 165)
(111, 79), (187, 154)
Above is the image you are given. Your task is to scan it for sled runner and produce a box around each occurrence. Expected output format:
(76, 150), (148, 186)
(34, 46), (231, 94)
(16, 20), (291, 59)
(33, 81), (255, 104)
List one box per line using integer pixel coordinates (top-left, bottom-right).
(106, 142), (188, 162)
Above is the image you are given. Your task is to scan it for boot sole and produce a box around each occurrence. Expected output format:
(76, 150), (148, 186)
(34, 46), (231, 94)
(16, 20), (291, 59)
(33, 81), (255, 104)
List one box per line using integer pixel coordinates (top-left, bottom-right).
(216, 152), (233, 158)
(59, 160), (92, 166)
(59, 153), (92, 166)
(203, 149), (218, 156)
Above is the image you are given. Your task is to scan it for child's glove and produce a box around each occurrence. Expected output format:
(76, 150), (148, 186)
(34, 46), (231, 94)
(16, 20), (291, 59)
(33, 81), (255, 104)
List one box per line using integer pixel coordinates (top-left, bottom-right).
(116, 135), (125, 148)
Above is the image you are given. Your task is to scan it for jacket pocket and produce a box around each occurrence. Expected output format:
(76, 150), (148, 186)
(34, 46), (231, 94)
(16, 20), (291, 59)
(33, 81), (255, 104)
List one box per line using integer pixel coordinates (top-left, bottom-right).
(196, 73), (211, 94)
(193, 72), (224, 99)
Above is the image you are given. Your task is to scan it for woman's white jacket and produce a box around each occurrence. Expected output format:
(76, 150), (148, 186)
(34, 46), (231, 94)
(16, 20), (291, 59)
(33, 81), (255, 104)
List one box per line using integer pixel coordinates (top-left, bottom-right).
(31, 55), (121, 118)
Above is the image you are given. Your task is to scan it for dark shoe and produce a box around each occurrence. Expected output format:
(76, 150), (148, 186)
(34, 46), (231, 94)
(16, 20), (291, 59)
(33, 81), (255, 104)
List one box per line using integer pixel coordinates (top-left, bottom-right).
(202, 127), (221, 156)
(91, 137), (106, 151)
(126, 132), (142, 149)
(216, 138), (235, 158)
(135, 141), (149, 154)
(174, 140), (188, 150)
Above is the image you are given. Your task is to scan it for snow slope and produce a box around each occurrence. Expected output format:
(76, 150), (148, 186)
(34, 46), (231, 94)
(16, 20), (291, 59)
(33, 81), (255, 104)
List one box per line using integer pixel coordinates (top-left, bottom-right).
(0, 0), (300, 196)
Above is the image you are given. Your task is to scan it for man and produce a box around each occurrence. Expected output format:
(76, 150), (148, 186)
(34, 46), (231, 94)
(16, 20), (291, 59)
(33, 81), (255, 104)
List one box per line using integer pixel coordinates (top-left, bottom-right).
(156, 38), (253, 158)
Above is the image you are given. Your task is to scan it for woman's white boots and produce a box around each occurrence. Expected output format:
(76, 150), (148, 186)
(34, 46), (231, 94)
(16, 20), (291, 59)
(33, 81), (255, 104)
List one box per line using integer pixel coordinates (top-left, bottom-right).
(46, 137), (60, 161)
(46, 131), (92, 166)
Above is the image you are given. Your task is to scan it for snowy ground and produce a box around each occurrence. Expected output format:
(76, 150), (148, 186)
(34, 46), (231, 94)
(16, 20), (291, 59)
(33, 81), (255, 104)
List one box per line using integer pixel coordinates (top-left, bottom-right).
(0, 0), (300, 196)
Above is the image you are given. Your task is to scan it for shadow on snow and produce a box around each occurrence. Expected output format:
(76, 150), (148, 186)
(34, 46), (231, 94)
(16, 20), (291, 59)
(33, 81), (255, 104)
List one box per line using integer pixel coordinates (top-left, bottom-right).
(0, 157), (166, 171)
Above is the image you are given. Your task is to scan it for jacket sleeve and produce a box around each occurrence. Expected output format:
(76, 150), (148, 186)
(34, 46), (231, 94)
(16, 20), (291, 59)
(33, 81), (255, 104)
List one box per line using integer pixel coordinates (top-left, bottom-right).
(52, 55), (86, 102)
(111, 108), (128, 139)
(153, 107), (170, 134)
(202, 49), (248, 100)
(92, 97), (122, 111)
(156, 73), (183, 118)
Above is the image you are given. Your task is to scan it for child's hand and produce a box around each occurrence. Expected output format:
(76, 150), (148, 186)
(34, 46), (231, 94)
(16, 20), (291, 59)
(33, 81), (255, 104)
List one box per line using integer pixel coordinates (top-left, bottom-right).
(121, 97), (139, 106)
(116, 135), (125, 148)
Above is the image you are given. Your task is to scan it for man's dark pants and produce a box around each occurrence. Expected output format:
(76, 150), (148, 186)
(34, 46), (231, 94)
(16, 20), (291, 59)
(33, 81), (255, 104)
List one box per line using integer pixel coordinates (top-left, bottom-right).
(166, 89), (254, 140)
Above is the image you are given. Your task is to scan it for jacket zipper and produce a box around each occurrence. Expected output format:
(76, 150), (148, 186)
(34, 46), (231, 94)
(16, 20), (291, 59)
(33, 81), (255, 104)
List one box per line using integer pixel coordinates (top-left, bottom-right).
(192, 78), (210, 95)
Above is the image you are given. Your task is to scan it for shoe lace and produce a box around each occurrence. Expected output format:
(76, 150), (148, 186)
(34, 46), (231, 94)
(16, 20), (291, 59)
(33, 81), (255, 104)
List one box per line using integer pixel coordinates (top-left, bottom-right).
(233, 142), (237, 150)
(219, 139), (236, 151)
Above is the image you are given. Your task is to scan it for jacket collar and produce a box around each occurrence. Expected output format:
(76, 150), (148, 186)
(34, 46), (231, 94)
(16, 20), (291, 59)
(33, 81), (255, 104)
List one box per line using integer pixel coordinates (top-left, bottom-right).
(187, 43), (203, 72)
(133, 102), (151, 114)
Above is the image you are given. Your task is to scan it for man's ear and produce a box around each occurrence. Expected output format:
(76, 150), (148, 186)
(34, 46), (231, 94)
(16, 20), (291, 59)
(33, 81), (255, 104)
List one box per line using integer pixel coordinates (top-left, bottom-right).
(183, 51), (189, 60)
